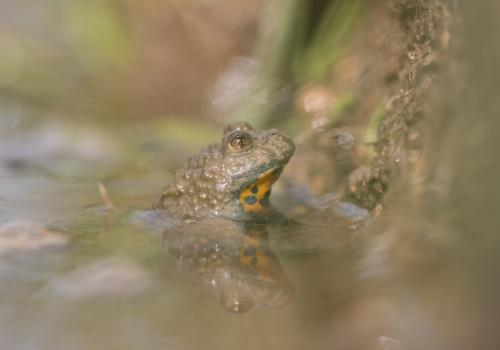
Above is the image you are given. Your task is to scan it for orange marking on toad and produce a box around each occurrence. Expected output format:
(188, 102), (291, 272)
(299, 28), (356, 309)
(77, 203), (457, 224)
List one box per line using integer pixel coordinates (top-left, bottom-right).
(239, 168), (282, 213)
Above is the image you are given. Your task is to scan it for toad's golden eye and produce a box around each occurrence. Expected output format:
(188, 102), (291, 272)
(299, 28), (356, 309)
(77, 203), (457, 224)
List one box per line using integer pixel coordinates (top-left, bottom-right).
(228, 132), (253, 152)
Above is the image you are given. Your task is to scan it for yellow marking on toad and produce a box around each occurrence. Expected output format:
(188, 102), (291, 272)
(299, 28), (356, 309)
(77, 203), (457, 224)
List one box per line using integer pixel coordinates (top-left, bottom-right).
(239, 168), (282, 213)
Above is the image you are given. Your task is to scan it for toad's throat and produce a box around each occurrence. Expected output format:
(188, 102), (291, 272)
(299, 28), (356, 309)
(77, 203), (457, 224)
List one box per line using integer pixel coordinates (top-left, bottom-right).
(239, 168), (283, 213)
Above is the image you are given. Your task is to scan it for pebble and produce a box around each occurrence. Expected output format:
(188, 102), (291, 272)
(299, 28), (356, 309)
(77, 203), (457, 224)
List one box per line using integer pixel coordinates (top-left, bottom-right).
(47, 257), (154, 300)
(0, 221), (67, 255)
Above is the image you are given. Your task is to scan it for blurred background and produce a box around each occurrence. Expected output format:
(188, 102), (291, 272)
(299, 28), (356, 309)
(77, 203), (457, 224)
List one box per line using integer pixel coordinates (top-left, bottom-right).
(0, 0), (265, 121)
(0, 0), (372, 125)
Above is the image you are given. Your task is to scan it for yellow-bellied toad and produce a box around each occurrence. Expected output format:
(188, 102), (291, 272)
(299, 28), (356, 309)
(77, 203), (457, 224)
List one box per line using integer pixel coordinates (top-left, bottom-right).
(154, 122), (295, 221)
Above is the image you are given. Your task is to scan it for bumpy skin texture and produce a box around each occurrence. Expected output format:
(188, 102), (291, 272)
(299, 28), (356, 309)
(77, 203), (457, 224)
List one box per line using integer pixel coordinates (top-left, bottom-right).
(154, 122), (295, 220)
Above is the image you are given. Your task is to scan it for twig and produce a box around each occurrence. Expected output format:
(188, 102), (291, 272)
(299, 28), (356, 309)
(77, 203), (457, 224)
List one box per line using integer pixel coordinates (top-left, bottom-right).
(97, 181), (115, 211)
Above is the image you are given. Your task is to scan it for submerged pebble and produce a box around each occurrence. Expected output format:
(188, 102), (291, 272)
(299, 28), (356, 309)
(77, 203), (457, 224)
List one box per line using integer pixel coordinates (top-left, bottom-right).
(47, 257), (154, 300)
(333, 201), (370, 220)
(0, 221), (68, 254)
(129, 209), (174, 236)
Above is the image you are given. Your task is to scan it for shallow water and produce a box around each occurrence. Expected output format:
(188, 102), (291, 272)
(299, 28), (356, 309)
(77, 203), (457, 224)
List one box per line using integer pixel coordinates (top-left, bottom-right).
(0, 196), (362, 350)
(0, 119), (376, 350)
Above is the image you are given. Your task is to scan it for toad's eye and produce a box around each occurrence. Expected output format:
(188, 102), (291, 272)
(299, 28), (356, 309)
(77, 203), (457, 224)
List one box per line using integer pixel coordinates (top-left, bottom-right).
(227, 132), (253, 152)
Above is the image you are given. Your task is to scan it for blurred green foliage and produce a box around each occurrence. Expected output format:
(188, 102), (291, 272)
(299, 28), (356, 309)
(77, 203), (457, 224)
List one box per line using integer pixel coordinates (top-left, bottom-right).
(64, 0), (133, 73)
(292, 0), (361, 82)
(232, 0), (362, 128)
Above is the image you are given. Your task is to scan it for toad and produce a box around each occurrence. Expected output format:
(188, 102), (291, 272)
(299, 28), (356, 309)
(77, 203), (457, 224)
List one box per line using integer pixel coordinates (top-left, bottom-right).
(154, 122), (295, 221)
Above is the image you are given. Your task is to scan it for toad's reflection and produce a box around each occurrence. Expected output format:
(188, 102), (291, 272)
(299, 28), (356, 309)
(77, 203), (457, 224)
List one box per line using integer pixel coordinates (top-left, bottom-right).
(163, 219), (293, 313)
